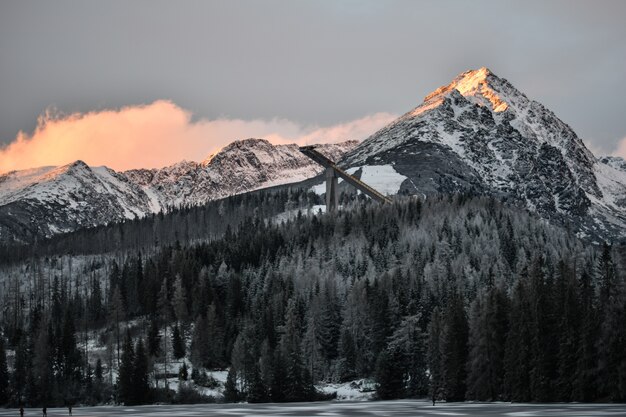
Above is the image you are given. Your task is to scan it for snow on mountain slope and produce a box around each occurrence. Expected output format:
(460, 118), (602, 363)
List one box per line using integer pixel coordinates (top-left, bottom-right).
(310, 165), (407, 197)
(123, 139), (357, 208)
(0, 161), (155, 242)
(0, 140), (357, 243)
(342, 67), (625, 240)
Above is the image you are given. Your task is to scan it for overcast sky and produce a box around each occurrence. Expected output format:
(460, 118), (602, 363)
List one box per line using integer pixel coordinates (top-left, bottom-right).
(1, 0), (625, 170)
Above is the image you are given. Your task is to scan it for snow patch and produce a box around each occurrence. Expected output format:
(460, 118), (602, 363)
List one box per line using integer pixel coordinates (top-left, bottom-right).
(310, 165), (406, 197)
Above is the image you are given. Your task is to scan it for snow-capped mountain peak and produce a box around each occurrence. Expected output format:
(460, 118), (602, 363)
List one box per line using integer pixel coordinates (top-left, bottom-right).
(423, 67), (509, 113)
(341, 67), (625, 240)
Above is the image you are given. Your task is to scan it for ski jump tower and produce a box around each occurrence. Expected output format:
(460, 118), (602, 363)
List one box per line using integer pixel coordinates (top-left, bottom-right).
(299, 146), (392, 212)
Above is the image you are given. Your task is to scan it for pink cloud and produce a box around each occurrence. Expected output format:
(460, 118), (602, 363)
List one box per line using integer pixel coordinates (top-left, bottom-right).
(0, 100), (396, 173)
(612, 137), (626, 160)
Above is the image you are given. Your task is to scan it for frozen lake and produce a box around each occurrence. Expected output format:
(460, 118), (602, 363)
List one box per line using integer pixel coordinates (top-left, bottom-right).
(1, 400), (625, 417)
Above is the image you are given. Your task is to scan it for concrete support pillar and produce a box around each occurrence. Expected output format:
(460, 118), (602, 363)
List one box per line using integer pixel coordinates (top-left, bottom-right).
(325, 167), (339, 212)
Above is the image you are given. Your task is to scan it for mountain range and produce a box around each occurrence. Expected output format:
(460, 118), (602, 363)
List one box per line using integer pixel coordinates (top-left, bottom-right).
(0, 140), (356, 243)
(2, 67), (625, 244)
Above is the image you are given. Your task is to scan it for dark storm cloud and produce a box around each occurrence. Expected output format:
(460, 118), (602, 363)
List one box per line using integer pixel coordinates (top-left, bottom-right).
(1, 0), (625, 155)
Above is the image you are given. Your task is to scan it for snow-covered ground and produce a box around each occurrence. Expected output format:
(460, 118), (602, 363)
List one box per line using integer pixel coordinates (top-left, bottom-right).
(310, 165), (406, 197)
(0, 401), (623, 416)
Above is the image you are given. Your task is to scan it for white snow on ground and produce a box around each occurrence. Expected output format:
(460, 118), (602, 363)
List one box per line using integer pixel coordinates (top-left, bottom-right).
(316, 379), (376, 401)
(310, 165), (406, 197)
(358, 165), (407, 196)
(594, 161), (626, 208)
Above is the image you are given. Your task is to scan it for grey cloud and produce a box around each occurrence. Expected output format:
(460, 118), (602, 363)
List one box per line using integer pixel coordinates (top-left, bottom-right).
(1, 0), (625, 155)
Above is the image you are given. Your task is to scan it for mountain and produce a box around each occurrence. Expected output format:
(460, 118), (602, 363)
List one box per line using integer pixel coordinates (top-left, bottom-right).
(124, 139), (355, 208)
(0, 139), (356, 243)
(337, 67), (626, 241)
(2, 67), (625, 244)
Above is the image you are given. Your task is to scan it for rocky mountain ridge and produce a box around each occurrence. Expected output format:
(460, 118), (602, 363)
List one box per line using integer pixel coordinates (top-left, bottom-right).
(0, 140), (356, 243)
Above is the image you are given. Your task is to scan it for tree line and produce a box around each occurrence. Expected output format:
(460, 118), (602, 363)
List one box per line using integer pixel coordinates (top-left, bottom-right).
(1, 194), (625, 406)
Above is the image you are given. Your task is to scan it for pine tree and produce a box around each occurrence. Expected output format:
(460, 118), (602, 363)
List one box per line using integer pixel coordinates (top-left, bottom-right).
(598, 276), (626, 401)
(428, 308), (444, 402)
(108, 286), (125, 370)
(281, 299), (306, 401)
(172, 274), (188, 324)
(246, 364), (268, 403)
(223, 367), (240, 403)
(386, 314), (428, 397)
(190, 313), (209, 368)
(147, 318), (161, 358)
(504, 277), (532, 402)
(0, 333), (9, 405)
(573, 267), (598, 401)
(466, 286), (509, 401)
(375, 349), (405, 399)
(132, 338), (150, 404)
(157, 278), (171, 388)
(12, 337), (28, 405)
(118, 331), (135, 405)
(441, 291), (469, 402)
(178, 361), (188, 381)
(554, 261), (580, 401)
(172, 325), (185, 360)
(31, 322), (52, 405)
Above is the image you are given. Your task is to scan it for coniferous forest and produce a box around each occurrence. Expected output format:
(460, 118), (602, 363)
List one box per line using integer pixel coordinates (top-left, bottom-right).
(1, 191), (626, 406)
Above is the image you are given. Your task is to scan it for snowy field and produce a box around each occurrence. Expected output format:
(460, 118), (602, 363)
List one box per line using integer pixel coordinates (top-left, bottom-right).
(1, 401), (625, 417)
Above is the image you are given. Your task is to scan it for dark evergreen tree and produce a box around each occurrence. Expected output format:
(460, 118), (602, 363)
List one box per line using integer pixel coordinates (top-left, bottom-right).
(117, 332), (135, 405)
(246, 364), (268, 403)
(147, 318), (161, 358)
(172, 325), (185, 360)
(574, 267), (598, 401)
(428, 308), (444, 402)
(178, 361), (188, 381)
(554, 260), (580, 401)
(0, 333), (8, 405)
(281, 299), (306, 402)
(466, 286), (509, 401)
(12, 337), (28, 405)
(132, 338), (150, 405)
(504, 277), (533, 402)
(223, 367), (240, 403)
(375, 349), (404, 399)
(441, 291), (469, 402)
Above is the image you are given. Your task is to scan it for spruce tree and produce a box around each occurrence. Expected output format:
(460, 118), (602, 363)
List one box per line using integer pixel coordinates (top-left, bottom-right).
(132, 338), (150, 404)
(117, 331), (135, 405)
(0, 334), (8, 405)
(172, 325), (185, 360)
(178, 361), (188, 381)
(573, 267), (598, 401)
(147, 317), (161, 358)
(223, 367), (240, 403)
(441, 291), (469, 402)
(466, 286), (509, 401)
(554, 261), (580, 401)
(246, 364), (268, 403)
(504, 277), (532, 402)
(428, 308), (444, 402)
(375, 349), (405, 399)
(190, 313), (209, 368)
(281, 299), (306, 401)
